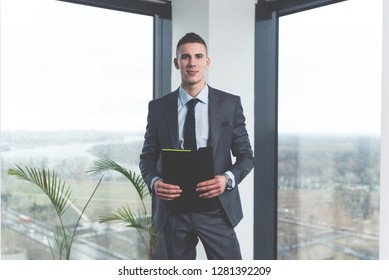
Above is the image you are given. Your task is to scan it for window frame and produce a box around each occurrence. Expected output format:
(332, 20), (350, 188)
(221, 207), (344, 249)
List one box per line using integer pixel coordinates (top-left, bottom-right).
(254, 0), (346, 260)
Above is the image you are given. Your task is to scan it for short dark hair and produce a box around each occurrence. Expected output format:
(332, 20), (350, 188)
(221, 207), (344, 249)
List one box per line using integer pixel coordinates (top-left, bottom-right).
(176, 32), (207, 56)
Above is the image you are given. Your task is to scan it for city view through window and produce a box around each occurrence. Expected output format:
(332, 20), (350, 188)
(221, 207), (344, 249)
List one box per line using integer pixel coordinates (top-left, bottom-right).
(277, 0), (382, 259)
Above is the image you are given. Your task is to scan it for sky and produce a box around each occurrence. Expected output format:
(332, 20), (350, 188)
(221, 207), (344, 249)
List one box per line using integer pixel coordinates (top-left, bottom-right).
(278, 0), (383, 135)
(0, 0), (383, 135)
(1, 0), (153, 132)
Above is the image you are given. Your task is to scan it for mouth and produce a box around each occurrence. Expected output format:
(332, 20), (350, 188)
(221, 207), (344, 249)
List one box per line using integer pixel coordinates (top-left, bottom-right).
(187, 70), (198, 76)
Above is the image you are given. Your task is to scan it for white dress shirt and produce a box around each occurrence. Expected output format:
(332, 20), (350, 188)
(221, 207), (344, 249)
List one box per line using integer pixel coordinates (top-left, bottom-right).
(178, 85), (209, 150)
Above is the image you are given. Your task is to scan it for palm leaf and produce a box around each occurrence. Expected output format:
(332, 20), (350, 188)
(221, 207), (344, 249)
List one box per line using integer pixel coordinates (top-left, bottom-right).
(99, 205), (153, 232)
(87, 158), (155, 258)
(8, 165), (103, 260)
(87, 158), (148, 201)
(99, 204), (154, 255)
(8, 165), (71, 217)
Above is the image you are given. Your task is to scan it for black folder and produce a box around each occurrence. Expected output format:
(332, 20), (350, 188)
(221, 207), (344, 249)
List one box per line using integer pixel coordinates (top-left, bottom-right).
(161, 147), (217, 212)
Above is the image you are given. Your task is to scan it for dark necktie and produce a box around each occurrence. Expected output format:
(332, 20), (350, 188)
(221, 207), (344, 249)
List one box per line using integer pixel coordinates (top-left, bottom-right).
(184, 98), (199, 151)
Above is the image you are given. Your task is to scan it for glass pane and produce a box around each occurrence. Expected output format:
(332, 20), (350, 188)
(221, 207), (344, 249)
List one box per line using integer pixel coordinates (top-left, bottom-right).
(278, 0), (382, 259)
(1, 0), (153, 259)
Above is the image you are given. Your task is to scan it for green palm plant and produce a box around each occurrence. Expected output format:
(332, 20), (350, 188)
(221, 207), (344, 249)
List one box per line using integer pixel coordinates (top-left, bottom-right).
(87, 158), (155, 260)
(8, 165), (102, 260)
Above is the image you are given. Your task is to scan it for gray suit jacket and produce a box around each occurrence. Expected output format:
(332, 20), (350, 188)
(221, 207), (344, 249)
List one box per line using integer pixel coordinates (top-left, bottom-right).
(139, 86), (254, 231)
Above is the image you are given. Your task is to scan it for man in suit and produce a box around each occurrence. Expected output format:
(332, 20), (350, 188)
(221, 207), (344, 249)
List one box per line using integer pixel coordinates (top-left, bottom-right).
(139, 32), (254, 259)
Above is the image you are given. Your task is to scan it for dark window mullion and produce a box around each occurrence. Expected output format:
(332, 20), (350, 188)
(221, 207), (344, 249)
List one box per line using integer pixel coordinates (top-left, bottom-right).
(57, 0), (171, 17)
(153, 14), (172, 99)
(254, 8), (279, 260)
(277, 0), (347, 17)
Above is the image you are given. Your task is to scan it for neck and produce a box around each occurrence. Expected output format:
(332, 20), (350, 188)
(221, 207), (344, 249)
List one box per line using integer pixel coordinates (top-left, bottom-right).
(182, 82), (206, 98)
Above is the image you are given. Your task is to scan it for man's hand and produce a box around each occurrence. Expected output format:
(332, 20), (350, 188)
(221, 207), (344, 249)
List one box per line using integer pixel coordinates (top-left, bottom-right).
(196, 175), (227, 199)
(155, 179), (182, 200)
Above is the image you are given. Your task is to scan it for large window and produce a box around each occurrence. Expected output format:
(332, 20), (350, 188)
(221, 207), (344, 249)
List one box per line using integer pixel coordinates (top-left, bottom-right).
(277, 0), (382, 259)
(1, 0), (153, 259)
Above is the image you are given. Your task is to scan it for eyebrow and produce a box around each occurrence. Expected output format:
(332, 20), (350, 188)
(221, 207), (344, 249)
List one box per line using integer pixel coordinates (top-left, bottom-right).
(180, 53), (205, 58)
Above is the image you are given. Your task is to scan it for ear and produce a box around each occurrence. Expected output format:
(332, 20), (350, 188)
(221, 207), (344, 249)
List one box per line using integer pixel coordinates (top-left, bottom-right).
(206, 57), (211, 69)
(174, 58), (179, 69)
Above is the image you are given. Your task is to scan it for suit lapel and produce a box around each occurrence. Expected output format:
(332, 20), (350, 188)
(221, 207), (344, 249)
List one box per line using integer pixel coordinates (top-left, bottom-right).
(165, 90), (180, 149)
(208, 88), (223, 152)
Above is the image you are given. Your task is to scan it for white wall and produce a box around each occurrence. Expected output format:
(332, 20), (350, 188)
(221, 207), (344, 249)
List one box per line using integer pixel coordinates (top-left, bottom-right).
(171, 0), (210, 89)
(379, 0), (389, 260)
(171, 0), (256, 260)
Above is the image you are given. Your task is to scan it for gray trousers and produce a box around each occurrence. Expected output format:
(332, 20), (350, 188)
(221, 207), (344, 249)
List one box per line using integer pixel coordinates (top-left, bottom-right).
(157, 207), (242, 260)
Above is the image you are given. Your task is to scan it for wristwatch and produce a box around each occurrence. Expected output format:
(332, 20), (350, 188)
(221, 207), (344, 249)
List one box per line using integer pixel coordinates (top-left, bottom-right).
(223, 173), (234, 191)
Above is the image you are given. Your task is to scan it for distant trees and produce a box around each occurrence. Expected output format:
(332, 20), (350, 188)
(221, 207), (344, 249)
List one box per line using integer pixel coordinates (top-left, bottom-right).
(278, 134), (381, 237)
(278, 134), (380, 191)
(87, 140), (143, 167)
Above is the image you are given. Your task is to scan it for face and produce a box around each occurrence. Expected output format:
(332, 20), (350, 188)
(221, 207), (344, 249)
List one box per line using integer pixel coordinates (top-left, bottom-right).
(174, 43), (210, 93)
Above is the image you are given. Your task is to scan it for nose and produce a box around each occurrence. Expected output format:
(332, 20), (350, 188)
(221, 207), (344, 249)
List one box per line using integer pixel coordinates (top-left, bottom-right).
(188, 58), (196, 67)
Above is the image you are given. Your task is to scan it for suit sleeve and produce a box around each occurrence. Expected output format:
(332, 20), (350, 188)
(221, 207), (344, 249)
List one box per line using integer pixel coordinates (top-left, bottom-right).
(139, 101), (161, 192)
(229, 96), (254, 185)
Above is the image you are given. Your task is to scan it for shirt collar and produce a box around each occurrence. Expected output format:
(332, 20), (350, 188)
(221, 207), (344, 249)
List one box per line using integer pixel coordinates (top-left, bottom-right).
(179, 84), (209, 106)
